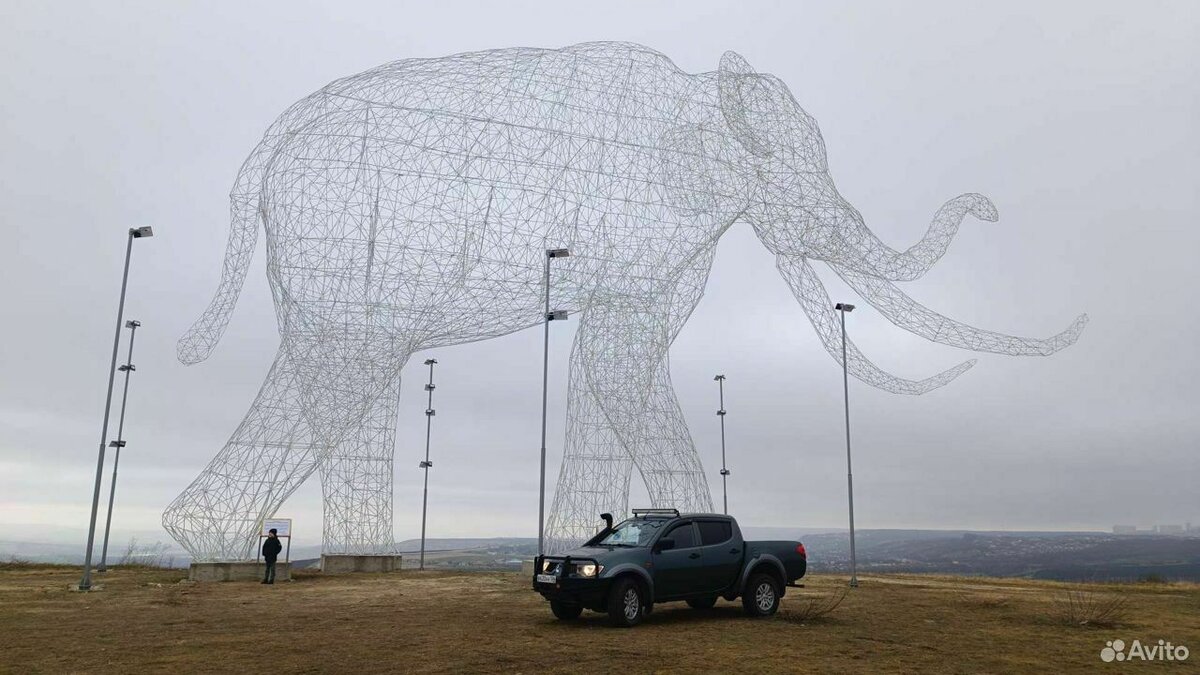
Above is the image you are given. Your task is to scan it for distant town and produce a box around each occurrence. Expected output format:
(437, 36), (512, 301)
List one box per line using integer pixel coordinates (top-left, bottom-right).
(1112, 523), (1197, 535)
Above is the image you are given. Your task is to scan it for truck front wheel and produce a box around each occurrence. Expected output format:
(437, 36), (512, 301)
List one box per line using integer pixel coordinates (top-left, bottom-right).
(607, 577), (646, 627)
(550, 600), (583, 620)
(742, 573), (781, 617)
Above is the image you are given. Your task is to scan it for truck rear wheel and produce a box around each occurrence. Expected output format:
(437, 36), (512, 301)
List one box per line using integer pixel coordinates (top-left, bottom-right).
(607, 577), (646, 627)
(742, 572), (781, 617)
(550, 600), (583, 620)
(686, 596), (717, 609)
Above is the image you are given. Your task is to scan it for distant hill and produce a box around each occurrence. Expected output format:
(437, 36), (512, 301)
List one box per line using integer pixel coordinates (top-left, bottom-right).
(393, 537), (535, 552)
(6, 529), (1198, 580)
(800, 529), (1200, 581)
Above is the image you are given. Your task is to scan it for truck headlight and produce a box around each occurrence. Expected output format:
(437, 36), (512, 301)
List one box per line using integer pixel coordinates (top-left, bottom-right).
(576, 563), (600, 578)
(541, 559), (554, 573)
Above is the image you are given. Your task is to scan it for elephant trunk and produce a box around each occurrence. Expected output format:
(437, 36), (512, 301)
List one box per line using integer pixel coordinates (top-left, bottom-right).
(826, 193), (997, 281)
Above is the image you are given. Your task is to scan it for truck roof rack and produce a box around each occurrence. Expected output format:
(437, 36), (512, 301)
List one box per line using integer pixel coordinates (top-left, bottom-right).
(631, 508), (680, 517)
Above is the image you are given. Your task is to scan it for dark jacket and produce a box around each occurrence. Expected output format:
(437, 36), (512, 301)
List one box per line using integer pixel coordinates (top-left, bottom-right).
(262, 536), (283, 561)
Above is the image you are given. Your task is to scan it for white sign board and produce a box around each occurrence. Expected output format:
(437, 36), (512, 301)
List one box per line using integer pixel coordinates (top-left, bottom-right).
(262, 518), (292, 537)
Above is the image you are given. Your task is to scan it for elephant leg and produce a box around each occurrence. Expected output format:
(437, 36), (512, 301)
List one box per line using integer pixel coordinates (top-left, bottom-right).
(544, 347), (635, 554)
(319, 375), (401, 555)
(162, 347), (320, 561)
(281, 333), (408, 557)
(545, 262), (715, 552)
(631, 360), (712, 512)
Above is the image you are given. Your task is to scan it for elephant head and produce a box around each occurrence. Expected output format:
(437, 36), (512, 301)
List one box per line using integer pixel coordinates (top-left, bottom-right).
(668, 51), (1087, 395)
(717, 50), (999, 281)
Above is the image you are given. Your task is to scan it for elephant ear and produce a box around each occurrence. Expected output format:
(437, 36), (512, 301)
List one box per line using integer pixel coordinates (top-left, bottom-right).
(718, 51), (773, 159)
(718, 50), (827, 171)
(658, 122), (753, 219)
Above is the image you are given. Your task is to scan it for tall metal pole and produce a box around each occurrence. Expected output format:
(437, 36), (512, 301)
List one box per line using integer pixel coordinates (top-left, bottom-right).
(79, 226), (151, 590)
(538, 254), (551, 558)
(97, 320), (140, 572)
(538, 248), (569, 558)
(837, 303), (859, 588)
(715, 375), (729, 515)
(418, 358), (437, 570)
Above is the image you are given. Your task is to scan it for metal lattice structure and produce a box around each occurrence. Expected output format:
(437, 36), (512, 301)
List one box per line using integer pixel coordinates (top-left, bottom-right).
(163, 42), (1086, 560)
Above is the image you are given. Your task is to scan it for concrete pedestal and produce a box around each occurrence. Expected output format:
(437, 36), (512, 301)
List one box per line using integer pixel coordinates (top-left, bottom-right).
(188, 561), (291, 582)
(520, 560), (536, 576)
(320, 554), (403, 574)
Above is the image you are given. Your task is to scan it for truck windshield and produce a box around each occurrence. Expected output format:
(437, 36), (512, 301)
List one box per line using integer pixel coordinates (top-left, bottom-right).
(596, 519), (666, 547)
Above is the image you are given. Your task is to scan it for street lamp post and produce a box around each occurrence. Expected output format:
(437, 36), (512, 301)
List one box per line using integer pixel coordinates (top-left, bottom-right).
(418, 358), (437, 571)
(834, 302), (859, 588)
(78, 226), (153, 590)
(539, 247), (570, 557)
(97, 319), (141, 573)
(715, 375), (730, 515)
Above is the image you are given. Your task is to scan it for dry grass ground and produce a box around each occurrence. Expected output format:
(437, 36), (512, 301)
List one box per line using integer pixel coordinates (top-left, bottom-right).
(1, 565), (1197, 673)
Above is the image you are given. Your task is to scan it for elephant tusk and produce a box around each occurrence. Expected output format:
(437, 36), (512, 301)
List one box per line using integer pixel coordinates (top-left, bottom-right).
(776, 255), (975, 395)
(832, 263), (1089, 356)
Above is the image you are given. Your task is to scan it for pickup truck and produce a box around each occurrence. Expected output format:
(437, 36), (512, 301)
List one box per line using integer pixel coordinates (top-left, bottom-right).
(532, 509), (806, 627)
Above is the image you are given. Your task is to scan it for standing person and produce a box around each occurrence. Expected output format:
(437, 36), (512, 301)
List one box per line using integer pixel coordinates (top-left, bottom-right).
(261, 528), (282, 584)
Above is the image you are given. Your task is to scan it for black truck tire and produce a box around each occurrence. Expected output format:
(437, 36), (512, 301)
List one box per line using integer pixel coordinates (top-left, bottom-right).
(686, 596), (718, 609)
(607, 577), (646, 627)
(742, 572), (781, 617)
(550, 600), (583, 620)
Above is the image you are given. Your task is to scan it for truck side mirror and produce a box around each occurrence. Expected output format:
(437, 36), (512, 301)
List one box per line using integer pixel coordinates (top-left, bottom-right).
(655, 538), (676, 552)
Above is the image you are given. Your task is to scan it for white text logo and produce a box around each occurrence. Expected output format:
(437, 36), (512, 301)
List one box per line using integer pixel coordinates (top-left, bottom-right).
(1101, 639), (1189, 663)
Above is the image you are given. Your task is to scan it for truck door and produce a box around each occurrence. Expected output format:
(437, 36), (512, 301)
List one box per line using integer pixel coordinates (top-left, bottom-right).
(696, 519), (740, 592)
(652, 521), (704, 599)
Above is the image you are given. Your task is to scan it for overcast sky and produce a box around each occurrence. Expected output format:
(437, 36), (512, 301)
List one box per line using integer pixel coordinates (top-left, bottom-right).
(1, 1), (1197, 548)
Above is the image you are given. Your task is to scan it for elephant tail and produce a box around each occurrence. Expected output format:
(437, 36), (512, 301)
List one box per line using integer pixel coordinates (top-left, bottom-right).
(177, 141), (275, 365)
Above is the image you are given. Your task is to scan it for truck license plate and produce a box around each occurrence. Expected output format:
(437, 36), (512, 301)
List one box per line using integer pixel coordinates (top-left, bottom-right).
(536, 573), (556, 584)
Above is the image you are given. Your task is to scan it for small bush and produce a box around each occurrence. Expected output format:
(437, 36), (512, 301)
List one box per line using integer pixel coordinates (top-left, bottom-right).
(0, 556), (37, 570)
(1138, 573), (1167, 584)
(117, 538), (173, 569)
(781, 589), (847, 623)
(1053, 588), (1128, 627)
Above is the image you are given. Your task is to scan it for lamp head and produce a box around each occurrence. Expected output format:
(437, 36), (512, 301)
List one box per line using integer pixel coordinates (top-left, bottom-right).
(424, 358), (437, 365)
(125, 320), (141, 329)
(547, 248), (571, 258)
(834, 303), (855, 312)
(130, 226), (154, 238)
(714, 374), (725, 381)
